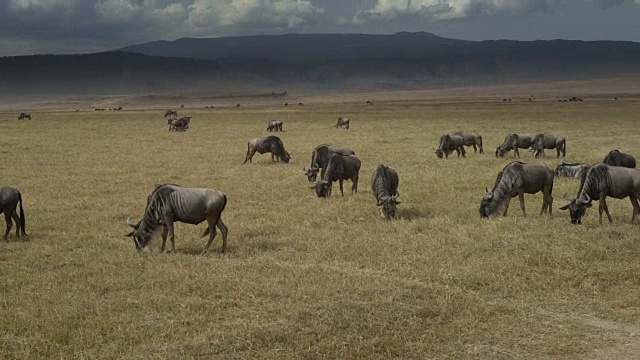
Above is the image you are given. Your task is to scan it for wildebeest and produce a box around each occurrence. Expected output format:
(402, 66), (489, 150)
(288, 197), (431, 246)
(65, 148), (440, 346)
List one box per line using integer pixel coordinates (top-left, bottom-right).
(480, 162), (554, 218)
(298, 102), (304, 106)
(18, 113), (31, 120)
(266, 120), (283, 132)
(531, 133), (566, 158)
(168, 117), (191, 132)
(335, 117), (350, 129)
(366, 100), (374, 105)
(603, 150), (636, 168)
(304, 144), (355, 182)
(495, 133), (535, 158)
(555, 161), (590, 179)
(243, 136), (291, 164)
(0, 186), (27, 241)
(435, 134), (466, 159)
(371, 165), (400, 219)
(310, 154), (361, 197)
(165, 110), (178, 117)
(126, 184), (228, 253)
(236, 104), (242, 108)
(560, 163), (640, 224)
(452, 131), (484, 154)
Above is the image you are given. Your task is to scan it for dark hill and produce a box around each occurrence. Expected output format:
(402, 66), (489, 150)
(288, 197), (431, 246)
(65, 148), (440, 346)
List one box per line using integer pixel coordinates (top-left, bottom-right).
(1, 32), (640, 100)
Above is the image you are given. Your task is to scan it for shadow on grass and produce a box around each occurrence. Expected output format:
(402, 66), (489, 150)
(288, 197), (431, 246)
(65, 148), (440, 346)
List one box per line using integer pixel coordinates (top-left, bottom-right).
(396, 206), (432, 220)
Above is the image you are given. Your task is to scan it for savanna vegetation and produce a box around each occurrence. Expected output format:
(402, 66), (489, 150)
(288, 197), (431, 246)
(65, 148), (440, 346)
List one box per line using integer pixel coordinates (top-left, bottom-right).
(1, 97), (639, 359)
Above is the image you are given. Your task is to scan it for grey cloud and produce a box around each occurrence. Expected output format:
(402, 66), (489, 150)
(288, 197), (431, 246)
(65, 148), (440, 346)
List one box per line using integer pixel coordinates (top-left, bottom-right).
(0, 0), (639, 56)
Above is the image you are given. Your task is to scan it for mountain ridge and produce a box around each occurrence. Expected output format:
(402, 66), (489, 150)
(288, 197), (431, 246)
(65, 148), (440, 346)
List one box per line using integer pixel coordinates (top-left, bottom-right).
(1, 32), (640, 100)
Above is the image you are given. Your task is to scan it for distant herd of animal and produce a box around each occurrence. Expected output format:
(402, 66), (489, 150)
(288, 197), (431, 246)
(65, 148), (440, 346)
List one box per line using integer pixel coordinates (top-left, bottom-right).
(2, 110), (638, 254)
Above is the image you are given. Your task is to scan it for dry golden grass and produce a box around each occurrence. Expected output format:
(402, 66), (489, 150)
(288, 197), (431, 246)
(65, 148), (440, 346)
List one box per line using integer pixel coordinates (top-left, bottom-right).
(1, 97), (639, 359)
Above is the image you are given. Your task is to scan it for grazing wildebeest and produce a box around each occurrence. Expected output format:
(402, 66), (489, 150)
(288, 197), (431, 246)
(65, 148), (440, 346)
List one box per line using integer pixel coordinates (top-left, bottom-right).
(335, 117), (350, 129)
(310, 154), (361, 197)
(371, 165), (400, 219)
(531, 133), (566, 158)
(169, 117), (191, 132)
(366, 100), (374, 105)
(304, 144), (355, 182)
(480, 162), (554, 218)
(266, 120), (283, 132)
(560, 163), (640, 224)
(126, 184), (228, 253)
(495, 133), (535, 158)
(284, 103), (289, 107)
(18, 113), (31, 120)
(298, 102), (304, 106)
(243, 136), (291, 164)
(0, 186), (27, 241)
(452, 131), (484, 154)
(117, 106), (123, 111)
(180, 105), (185, 108)
(603, 150), (636, 168)
(555, 161), (590, 179)
(165, 110), (178, 117)
(435, 134), (466, 159)
(236, 104), (242, 108)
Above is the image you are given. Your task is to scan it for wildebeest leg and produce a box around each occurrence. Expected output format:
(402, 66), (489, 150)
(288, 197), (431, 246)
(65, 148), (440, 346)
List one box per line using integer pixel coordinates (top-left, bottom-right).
(243, 146), (256, 164)
(203, 217), (218, 254)
(339, 179), (344, 196)
(160, 226), (168, 252)
(3, 212), (13, 241)
(164, 220), (176, 253)
(601, 194), (613, 223)
(629, 195), (640, 224)
(461, 146), (466, 158)
(11, 211), (21, 240)
(473, 144), (477, 153)
(503, 198), (511, 216)
(514, 148), (520, 158)
(518, 192), (526, 217)
(352, 175), (358, 194)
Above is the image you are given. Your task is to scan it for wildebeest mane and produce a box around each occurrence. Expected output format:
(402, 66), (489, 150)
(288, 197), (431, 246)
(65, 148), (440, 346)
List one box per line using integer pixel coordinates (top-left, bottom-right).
(266, 136), (287, 158)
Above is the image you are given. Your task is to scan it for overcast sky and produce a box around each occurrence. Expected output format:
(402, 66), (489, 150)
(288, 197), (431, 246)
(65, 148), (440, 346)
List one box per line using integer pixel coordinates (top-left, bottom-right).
(0, 0), (639, 56)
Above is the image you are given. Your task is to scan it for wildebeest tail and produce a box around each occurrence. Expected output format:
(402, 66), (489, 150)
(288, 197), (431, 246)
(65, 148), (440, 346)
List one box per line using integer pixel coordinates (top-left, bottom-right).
(18, 192), (26, 236)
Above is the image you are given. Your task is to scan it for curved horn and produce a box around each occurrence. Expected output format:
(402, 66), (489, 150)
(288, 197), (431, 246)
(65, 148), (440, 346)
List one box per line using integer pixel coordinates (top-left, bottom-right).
(584, 194), (591, 203)
(126, 216), (138, 229)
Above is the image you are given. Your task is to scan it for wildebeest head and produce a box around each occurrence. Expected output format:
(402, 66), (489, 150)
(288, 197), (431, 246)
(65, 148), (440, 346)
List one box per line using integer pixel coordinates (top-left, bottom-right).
(435, 148), (444, 158)
(125, 217), (148, 250)
(311, 180), (330, 197)
(303, 166), (319, 182)
(559, 194), (592, 224)
(495, 146), (505, 158)
(479, 188), (493, 218)
(377, 195), (401, 219)
(281, 152), (291, 163)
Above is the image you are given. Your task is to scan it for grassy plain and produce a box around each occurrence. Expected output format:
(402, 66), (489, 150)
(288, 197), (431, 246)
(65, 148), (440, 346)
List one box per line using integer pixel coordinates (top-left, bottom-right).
(1, 95), (639, 359)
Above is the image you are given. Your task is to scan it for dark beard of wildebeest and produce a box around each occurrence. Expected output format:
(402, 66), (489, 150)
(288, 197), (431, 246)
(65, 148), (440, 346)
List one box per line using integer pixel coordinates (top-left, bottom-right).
(452, 131), (484, 154)
(165, 109), (178, 117)
(603, 150), (636, 168)
(371, 164), (401, 219)
(243, 136), (291, 164)
(495, 133), (535, 158)
(335, 117), (350, 129)
(311, 154), (361, 197)
(266, 120), (283, 132)
(560, 163), (640, 225)
(0, 186), (27, 241)
(555, 161), (591, 179)
(435, 134), (466, 159)
(479, 162), (554, 218)
(125, 184), (229, 253)
(18, 113), (31, 120)
(531, 133), (567, 158)
(168, 117), (191, 132)
(304, 144), (356, 182)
